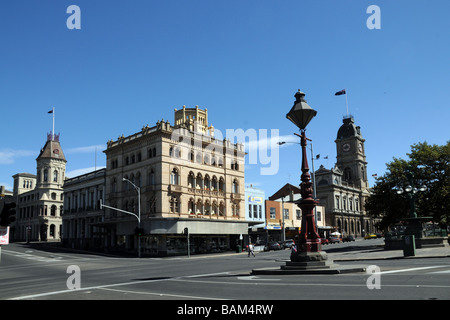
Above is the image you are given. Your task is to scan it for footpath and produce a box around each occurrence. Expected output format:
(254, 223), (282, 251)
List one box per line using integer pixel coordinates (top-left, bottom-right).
(327, 242), (450, 262)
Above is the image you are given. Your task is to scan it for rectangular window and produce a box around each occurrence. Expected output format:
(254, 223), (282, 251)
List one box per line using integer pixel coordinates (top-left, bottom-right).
(270, 207), (276, 219)
(283, 208), (289, 219)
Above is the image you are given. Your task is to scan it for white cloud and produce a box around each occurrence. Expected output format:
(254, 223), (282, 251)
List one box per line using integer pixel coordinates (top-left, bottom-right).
(0, 149), (35, 164)
(244, 134), (299, 153)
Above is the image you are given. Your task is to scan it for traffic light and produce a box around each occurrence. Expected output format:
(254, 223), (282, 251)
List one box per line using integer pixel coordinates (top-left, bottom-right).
(0, 202), (16, 226)
(134, 227), (144, 236)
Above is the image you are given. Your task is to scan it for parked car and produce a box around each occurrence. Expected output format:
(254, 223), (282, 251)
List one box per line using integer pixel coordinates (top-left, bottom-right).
(281, 239), (295, 249)
(343, 235), (355, 242)
(320, 238), (329, 245)
(264, 241), (281, 251)
(329, 236), (341, 244)
(364, 233), (377, 240)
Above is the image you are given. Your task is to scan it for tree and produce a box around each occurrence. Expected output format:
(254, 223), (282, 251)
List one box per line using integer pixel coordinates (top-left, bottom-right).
(366, 141), (449, 230)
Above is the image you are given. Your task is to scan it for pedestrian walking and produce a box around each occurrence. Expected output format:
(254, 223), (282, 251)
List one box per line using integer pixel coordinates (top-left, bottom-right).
(291, 243), (297, 254)
(248, 243), (255, 257)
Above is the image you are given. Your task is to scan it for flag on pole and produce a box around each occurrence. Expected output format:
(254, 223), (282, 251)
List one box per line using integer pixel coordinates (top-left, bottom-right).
(335, 89), (346, 96)
(48, 109), (53, 114)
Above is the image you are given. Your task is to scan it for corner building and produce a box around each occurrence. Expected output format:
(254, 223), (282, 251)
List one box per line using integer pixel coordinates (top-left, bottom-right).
(103, 106), (247, 256)
(12, 134), (66, 242)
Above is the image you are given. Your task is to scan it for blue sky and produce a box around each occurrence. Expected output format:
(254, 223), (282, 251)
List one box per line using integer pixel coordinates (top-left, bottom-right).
(1, 0), (449, 198)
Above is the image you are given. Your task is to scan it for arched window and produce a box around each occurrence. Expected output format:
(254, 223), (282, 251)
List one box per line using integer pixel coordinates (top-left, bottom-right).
(53, 170), (58, 182)
(188, 171), (195, 188)
(204, 175), (210, 190)
(212, 201), (218, 215)
(51, 205), (57, 216)
(170, 168), (179, 185)
(232, 179), (239, 194)
(170, 195), (179, 213)
(147, 169), (155, 185)
(196, 173), (203, 189)
(196, 199), (203, 215)
(43, 169), (48, 182)
(219, 201), (225, 216)
(49, 224), (56, 238)
(204, 200), (211, 215)
(211, 176), (218, 191)
(234, 204), (240, 216)
(188, 198), (195, 214)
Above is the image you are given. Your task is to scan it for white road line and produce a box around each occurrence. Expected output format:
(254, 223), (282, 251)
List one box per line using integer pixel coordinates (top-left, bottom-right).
(97, 287), (228, 300)
(10, 277), (172, 300)
(10, 272), (228, 300)
(376, 266), (447, 275)
(1, 250), (63, 262)
(429, 269), (450, 274)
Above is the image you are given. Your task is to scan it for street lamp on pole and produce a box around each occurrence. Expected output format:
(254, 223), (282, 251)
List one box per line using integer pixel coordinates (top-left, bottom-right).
(394, 169), (428, 239)
(285, 90), (325, 262)
(122, 178), (141, 258)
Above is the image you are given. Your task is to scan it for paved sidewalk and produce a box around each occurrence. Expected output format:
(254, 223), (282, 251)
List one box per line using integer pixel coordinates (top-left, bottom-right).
(328, 243), (450, 262)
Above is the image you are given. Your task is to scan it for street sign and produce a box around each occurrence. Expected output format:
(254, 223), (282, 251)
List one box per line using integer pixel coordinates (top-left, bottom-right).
(0, 226), (10, 245)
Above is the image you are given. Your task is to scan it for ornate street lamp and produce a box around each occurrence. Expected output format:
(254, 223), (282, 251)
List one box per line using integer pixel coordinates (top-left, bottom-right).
(394, 169), (429, 239)
(286, 90), (325, 262)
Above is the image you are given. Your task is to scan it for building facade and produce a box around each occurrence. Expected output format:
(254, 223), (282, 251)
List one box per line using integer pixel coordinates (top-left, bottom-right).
(245, 185), (265, 243)
(315, 116), (380, 237)
(12, 134), (66, 241)
(62, 168), (106, 250)
(102, 106), (248, 256)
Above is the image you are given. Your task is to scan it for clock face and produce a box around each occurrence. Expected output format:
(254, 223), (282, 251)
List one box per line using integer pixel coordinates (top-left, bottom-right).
(342, 143), (350, 152)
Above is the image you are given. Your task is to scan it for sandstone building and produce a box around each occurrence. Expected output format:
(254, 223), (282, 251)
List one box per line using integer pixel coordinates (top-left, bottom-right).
(102, 106), (247, 256)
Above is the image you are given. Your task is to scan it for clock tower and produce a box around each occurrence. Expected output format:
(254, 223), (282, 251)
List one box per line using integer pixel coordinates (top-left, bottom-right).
(335, 116), (368, 189)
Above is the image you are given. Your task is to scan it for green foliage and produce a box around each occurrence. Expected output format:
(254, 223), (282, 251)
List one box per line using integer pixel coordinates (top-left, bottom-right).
(366, 141), (449, 229)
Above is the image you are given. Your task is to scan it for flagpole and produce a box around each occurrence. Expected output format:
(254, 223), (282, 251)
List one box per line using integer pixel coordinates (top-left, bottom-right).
(52, 107), (55, 141)
(345, 92), (349, 117)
